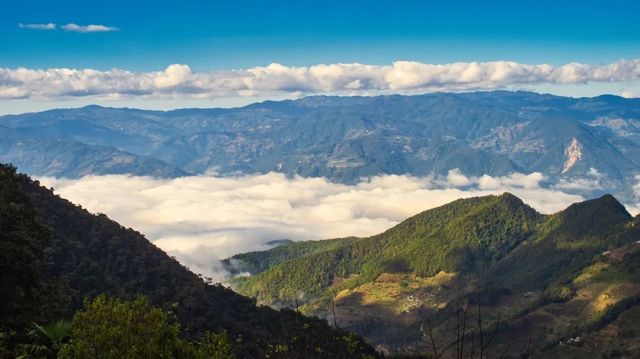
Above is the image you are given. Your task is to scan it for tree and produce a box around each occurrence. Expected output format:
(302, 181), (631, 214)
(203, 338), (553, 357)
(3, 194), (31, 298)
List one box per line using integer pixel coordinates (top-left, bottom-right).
(192, 332), (233, 359)
(16, 320), (71, 359)
(57, 295), (189, 358)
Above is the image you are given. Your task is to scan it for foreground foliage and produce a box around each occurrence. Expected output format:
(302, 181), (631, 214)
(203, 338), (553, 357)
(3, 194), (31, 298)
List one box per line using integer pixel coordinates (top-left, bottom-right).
(57, 295), (233, 359)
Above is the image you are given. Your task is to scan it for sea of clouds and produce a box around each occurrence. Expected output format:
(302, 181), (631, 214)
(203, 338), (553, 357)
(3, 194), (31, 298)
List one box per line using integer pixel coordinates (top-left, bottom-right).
(39, 170), (640, 282)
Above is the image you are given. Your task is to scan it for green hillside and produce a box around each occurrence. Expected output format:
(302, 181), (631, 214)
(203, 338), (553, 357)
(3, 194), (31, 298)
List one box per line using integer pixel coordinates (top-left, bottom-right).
(229, 193), (640, 357)
(231, 193), (543, 303)
(488, 194), (633, 291)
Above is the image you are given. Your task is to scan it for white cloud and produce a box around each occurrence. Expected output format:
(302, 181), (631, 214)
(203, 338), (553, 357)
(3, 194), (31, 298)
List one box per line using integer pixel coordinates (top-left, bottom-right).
(38, 170), (634, 282)
(16, 22), (118, 33)
(446, 168), (472, 187)
(62, 23), (118, 33)
(18, 23), (56, 30)
(634, 175), (640, 198)
(153, 64), (193, 88)
(1, 59), (639, 100)
(553, 167), (605, 191)
(625, 175), (640, 216)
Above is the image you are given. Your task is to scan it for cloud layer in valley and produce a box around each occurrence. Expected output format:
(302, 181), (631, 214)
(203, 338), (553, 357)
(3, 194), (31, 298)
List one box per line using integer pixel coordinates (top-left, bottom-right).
(2, 59), (640, 100)
(39, 170), (639, 282)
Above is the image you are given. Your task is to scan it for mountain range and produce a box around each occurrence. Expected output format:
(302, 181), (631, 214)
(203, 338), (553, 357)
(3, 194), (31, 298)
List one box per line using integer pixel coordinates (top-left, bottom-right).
(2, 91), (640, 201)
(227, 192), (640, 357)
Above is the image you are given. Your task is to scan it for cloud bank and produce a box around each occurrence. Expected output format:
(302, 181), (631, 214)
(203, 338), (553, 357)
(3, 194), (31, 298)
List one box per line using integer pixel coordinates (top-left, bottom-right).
(2, 59), (640, 100)
(39, 170), (638, 282)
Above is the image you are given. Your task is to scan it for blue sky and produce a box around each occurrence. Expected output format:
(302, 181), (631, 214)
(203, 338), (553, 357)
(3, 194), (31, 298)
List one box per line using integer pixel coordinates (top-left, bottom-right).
(1, 0), (640, 113)
(3, 0), (640, 69)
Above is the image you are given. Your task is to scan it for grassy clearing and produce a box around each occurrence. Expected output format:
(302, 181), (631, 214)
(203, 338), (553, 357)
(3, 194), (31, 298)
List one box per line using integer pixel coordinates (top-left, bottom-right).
(335, 271), (456, 314)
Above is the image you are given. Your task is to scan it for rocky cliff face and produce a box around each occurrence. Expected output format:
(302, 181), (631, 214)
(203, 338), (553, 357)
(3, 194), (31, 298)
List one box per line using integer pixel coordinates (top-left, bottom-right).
(562, 137), (583, 174)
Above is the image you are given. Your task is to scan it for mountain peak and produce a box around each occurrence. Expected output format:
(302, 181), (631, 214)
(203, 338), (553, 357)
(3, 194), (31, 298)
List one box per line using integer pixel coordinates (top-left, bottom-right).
(80, 104), (106, 110)
(483, 192), (534, 213)
(556, 193), (631, 233)
(497, 191), (523, 203)
(405, 192), (540, 226)
(581, 194), (629, 217)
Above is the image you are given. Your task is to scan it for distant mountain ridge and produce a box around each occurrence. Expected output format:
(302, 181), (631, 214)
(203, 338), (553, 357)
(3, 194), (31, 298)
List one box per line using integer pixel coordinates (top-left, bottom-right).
(226, 192), (640, 357)
(1, 91), (640, 200)
(0, 125), (186, 178)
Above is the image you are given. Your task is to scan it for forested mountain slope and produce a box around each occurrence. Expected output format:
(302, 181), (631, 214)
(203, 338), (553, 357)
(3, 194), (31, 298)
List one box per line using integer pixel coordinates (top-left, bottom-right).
(0, 164), (375, 358)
